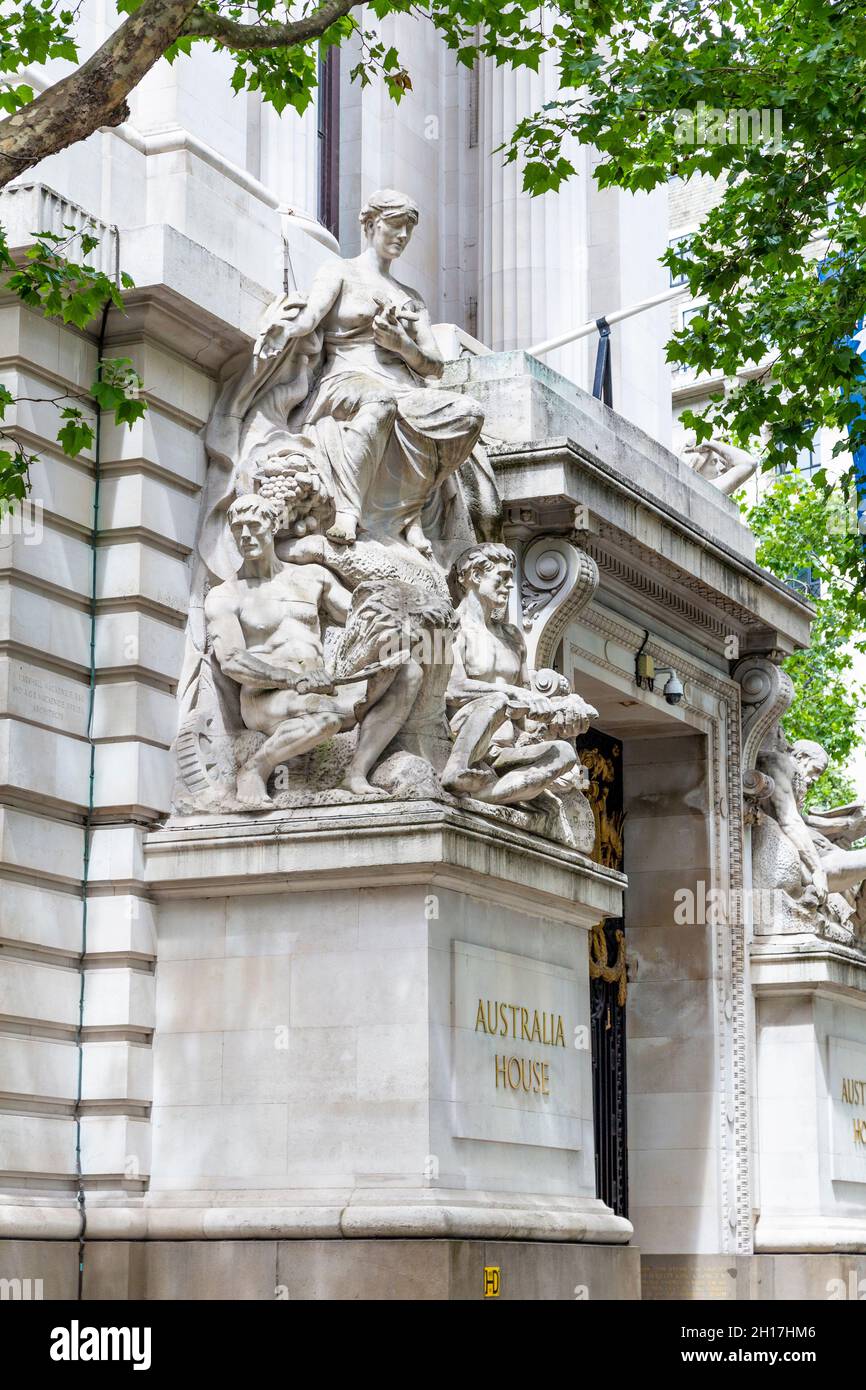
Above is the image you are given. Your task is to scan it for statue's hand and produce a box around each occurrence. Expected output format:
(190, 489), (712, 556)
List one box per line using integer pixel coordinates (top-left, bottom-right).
(254, 293), (309, 360)
(525, 694), (554, 719)
(803, 859), (828, 904)
(291, 666), (334, 696)
(372, 303), (415, 355)
(502, 687), (529, 715)
(505, 688), (552, 719)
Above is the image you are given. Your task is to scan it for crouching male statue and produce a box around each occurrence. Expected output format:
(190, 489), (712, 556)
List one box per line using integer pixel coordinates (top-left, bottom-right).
(441, 542), (596, 804)
(204, 494), (425, 806)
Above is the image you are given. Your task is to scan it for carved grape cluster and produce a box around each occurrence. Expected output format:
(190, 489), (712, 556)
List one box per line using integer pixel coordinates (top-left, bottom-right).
(254, 452), (332, 537)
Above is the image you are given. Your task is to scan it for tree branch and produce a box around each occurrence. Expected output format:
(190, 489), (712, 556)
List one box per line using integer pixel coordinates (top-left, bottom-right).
(0, 0), (370, 192)
(182, 0), (364, 49)
(0, 0), (200, 190)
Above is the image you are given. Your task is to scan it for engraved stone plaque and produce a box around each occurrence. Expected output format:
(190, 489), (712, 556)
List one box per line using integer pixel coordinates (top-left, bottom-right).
(451, 938), (583, 1150)
(829, 1036), (866, 1184)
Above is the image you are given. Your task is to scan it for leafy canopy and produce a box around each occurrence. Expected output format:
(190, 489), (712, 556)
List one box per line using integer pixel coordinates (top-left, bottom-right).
(506, 0), (866, 495)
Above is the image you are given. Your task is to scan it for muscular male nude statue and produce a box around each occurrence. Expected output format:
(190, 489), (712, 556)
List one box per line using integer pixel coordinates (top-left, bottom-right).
(205, 494), (424, 806)
(441, 543), (595, 804)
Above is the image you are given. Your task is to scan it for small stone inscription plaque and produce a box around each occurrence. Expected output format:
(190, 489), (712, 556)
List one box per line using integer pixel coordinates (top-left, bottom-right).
(8, 661), (88, 734)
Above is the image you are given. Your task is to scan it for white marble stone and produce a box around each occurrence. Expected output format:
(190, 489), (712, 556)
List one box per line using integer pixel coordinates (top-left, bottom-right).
(155, 956), (292, 1034)
(0, 1035), (77, 1102)
(152, 1033), (224, 1108)
(82, 968), (154, 1035)
(80, 1116), (151, 1178)
(0, 879), (81, 954)
(81, 1041), (152, 1105)
(0, 957), (78, 1029)
(0, 1115), (74, 1176)
(753, 960), (866, 1250)
(99, 406), (208, 490)
(130, 812), (628, 1241)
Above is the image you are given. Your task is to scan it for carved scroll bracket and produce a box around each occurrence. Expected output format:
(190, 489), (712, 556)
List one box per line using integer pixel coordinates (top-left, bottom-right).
(518, 535), (600, 672)
(733, 655), (794, 802)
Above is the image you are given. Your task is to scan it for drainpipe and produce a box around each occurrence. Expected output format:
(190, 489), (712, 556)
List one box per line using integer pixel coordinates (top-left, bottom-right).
(74, 224), (120, 1300)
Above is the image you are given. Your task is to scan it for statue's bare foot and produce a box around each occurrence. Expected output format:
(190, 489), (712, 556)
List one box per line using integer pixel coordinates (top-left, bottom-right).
(404, 523), (433, 559)
(236, 766), (273, 809)
(326, 512), (358, 546)
(341, 772), (382, 797)
(441, 766), (498, 797)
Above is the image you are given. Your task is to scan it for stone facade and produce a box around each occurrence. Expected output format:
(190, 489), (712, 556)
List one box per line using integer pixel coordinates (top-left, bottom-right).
(0, 7), (864, 1301)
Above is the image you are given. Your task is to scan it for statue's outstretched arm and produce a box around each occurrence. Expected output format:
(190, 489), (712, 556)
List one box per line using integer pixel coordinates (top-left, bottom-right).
(320, 568), (353, 627)
(805, 805), (866, 844)
(255, 263), (342, 361)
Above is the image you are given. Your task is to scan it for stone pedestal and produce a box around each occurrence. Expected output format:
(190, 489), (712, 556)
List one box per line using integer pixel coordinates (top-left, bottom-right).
(752, 940), (866, 1255)
(0, 801), (635, 1298)
(131, 803), (630, 1251)
(0, 806), (636, 1301)
(0, 805), (636, 1298)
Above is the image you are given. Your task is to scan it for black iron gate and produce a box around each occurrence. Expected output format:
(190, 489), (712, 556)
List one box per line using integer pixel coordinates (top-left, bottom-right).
(576, 730), (629, 1219)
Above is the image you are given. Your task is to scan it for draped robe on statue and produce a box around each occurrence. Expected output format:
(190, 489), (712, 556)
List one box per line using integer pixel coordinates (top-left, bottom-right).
(199, 293), (489, 587)
(302, 313), (484, 543)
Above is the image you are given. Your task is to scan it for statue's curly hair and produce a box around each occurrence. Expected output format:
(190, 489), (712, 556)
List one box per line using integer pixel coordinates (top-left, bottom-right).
(358, 189), (420, 231)
(227, 492), (282, 530)
(451, 542), (516, 592)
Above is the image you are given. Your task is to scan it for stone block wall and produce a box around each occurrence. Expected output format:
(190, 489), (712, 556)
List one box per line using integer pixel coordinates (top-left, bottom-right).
(0, 196), (223, 1220)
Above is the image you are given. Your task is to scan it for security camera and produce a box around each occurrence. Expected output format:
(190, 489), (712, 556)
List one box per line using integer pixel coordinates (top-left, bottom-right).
(662, 671), (684, 705)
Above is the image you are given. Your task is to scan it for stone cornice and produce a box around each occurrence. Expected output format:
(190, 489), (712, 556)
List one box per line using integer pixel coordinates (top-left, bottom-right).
(493, 436), (813, 656)
(751, 941), (866, 1001)
(145, 800), (625, 927)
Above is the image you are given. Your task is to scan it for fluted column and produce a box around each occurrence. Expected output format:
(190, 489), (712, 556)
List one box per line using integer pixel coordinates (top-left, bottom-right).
(478, 49), (587, 385)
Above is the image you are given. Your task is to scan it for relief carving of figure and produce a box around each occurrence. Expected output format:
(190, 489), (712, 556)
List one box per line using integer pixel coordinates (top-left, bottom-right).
(441, 543), (597, 805)
(174, 191), (600, 844)
(176, 189), (490, 813)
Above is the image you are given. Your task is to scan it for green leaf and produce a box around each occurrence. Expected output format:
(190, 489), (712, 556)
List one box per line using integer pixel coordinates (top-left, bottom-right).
(57, 409), (94, 457)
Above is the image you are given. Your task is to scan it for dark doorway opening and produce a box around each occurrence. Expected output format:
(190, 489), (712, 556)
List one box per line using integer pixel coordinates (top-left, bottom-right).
(576, 728), (628, 1219)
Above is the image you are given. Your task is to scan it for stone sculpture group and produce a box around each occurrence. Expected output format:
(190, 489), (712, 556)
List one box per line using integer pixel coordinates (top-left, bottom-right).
(174, 189), (595, 844)
(173, 184), (866, 925)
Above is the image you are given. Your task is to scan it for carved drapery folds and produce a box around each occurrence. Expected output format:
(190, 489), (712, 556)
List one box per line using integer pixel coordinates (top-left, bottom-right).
(171, 191), (601, 849)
